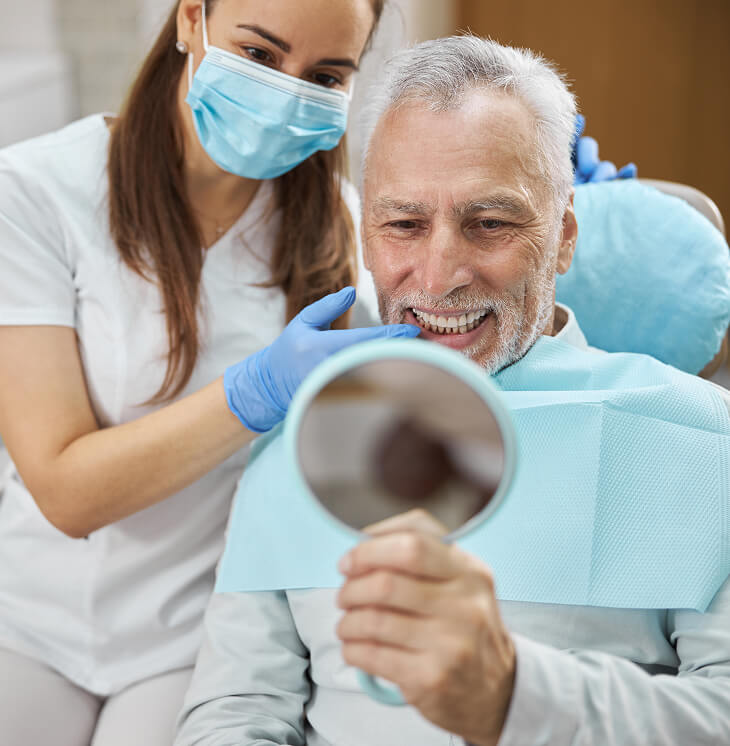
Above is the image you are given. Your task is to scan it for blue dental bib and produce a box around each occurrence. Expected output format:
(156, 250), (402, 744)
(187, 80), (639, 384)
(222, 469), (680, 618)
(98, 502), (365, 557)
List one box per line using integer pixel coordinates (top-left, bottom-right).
(216, 337), (730, 612)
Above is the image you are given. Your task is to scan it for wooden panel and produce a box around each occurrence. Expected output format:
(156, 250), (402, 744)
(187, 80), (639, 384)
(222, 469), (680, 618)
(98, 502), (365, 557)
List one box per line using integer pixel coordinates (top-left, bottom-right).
(456, 0), (730, 225)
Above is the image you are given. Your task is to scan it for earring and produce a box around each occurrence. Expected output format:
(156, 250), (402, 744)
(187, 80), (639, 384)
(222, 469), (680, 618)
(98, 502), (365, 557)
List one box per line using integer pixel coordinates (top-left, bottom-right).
(176, 41), (189, 54)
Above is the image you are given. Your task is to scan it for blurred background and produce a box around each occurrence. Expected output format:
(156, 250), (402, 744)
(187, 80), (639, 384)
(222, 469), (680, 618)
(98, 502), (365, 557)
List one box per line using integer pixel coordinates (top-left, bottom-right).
(1, 0), (728, 383)
(2, 0), (728, 215)
(2, 0), (728, 216)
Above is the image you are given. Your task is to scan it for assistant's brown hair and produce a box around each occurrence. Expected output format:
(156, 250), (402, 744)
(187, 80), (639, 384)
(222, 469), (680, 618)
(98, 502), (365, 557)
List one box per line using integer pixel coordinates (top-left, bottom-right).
(108, 0), (385, 402)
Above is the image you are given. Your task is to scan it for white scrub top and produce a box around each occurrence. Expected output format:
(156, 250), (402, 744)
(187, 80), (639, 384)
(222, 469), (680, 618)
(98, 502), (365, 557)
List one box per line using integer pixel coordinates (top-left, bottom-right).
(0, 114), (378, 695)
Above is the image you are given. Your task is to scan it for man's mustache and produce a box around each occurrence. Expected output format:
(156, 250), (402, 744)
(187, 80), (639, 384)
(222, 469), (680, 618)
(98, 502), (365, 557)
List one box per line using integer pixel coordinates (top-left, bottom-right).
(387, 290), (514, 320)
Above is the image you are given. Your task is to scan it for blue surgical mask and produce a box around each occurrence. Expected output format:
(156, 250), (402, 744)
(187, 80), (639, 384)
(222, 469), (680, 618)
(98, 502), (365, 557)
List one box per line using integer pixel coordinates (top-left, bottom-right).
(185, 1), (351, 180)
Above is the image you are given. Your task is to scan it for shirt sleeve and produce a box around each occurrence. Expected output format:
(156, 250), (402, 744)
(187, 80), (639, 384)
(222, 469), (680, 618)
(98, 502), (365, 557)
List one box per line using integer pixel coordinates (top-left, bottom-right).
(175, 590), (311, 746)
(0, 163), (76, 327)
(497, 577), (730, 745)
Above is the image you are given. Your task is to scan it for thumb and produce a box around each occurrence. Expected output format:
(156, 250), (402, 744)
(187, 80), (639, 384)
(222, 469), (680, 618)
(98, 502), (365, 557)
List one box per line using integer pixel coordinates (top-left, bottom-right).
(617, 162), (637, 179)
(298, 287), (357, 330)
(589, 160), (618, 182)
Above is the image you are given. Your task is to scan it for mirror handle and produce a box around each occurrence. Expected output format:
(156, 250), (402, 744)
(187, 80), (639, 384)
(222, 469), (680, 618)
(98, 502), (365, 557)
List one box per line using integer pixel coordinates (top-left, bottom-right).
(356, 669), (406, 706)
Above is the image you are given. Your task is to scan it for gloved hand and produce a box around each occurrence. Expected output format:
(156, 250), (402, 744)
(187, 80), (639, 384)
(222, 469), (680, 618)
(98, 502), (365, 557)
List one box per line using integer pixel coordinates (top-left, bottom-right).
(224, 287), (421, 433)
(572, 113), (637, 184)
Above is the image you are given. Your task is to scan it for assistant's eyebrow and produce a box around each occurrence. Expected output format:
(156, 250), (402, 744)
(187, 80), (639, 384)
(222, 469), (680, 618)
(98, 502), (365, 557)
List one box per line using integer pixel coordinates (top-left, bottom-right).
(315, 57), (359, 70)
(371, 197), (433, 217)
(236, 26), (358, 70)
(237, 24), (291, 54)
(454, 196), (531, 220)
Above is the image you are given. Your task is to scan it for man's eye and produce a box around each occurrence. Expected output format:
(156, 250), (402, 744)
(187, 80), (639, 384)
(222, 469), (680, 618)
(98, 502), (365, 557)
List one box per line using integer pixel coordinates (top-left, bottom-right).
(241, 47), (273, 64)
(388, 221), (418, 230)
(313, 72), (341, 88)
(479, 219), (504, 230)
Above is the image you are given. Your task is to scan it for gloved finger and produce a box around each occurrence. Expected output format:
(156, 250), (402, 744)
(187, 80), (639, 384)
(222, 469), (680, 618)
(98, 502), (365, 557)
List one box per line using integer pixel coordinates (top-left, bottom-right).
(297, 286), (357, 329)
(576, 136), (600, 178)
(588, 160), (618, 182)
(616, 162), (637, 179)
(323, 323), (421, 352)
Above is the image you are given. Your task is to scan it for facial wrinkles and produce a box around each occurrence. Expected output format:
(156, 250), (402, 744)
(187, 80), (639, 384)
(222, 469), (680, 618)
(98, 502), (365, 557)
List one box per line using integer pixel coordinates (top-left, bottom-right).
(375, 217), (561, 374)
(506, 220), (562, 366)
(367, 92), (563, 372)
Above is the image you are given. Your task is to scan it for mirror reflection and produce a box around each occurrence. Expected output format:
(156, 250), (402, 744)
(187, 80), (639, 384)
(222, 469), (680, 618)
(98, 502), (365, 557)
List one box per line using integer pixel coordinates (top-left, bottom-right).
(297, 359), (505, 536)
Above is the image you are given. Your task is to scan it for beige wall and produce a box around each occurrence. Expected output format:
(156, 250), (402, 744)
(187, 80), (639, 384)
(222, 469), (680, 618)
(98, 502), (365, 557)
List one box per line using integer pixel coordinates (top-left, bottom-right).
(458, 0), (730, 239)
(1, 0), (457, 155)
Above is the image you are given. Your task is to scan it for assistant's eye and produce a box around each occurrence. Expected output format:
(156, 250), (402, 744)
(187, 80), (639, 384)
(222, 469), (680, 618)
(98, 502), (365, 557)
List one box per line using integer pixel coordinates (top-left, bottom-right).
(240, 46), (274, 64)
(312, 72), (342, 88)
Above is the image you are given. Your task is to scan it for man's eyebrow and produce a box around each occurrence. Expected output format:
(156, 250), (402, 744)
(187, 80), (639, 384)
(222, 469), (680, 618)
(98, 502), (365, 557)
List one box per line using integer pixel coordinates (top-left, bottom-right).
(454, 196), (530, 219)
(372, 197), (433, 215)
(237, 25), (291, 54)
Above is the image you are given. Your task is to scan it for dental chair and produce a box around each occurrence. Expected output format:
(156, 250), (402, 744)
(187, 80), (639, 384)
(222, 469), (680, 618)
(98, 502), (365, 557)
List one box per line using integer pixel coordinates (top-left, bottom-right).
(639, 179), (727, 380)
(640, 180), (725, 238)
(558, 178), (730, 379)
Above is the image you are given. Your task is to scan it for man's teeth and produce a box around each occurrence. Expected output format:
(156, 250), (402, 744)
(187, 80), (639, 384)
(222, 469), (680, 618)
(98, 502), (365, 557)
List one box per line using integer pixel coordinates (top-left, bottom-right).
(411, 308), (488, 334)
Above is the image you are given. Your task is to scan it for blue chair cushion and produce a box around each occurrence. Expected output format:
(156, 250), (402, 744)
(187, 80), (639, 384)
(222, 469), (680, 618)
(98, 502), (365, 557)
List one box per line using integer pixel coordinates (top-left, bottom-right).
(557, 180), (730, 373)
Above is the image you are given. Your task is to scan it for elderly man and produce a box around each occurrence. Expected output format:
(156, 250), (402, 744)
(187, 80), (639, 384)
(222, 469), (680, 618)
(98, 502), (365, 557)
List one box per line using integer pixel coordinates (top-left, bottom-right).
(175, 36), (730, 746)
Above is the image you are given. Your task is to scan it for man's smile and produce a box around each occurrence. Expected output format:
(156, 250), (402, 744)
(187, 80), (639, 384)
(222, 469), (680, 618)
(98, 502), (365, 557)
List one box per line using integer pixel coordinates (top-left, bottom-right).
(406, 307), (495, 349)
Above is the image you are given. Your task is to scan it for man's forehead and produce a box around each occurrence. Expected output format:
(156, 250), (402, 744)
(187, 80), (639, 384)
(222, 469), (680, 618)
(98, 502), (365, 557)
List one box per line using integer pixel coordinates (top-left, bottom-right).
(364, 88), (543, 207)
(373, 88), (535, 154)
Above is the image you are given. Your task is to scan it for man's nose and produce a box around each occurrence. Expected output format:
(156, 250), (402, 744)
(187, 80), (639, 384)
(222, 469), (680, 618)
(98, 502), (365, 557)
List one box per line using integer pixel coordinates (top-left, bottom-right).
(416, 226), (475, 300)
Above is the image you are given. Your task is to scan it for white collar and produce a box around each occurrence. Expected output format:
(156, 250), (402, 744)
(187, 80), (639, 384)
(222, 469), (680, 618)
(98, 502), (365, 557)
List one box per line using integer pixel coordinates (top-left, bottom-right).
(552, 302), (590, 351)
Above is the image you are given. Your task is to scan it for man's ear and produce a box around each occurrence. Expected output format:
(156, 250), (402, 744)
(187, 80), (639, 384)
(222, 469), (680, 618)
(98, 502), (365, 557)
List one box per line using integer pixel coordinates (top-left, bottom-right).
(556, 190), (578, 275)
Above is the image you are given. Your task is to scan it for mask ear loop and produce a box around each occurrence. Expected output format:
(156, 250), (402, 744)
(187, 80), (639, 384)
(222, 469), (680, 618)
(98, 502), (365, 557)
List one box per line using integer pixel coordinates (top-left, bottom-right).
(187, 0), (210, 91)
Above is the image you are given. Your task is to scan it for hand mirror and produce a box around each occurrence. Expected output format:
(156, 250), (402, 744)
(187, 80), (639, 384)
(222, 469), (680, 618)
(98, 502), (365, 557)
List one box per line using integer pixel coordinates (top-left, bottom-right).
(284, 339), (516, 705)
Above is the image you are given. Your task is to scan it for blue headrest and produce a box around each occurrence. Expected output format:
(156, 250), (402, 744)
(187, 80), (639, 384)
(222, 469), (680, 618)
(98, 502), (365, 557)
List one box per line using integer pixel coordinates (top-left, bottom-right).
(557, 180), (730, 373)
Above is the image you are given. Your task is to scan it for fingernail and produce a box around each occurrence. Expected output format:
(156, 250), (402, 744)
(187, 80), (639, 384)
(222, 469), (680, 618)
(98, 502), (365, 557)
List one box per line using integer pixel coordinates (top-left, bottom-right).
(338, 553), (352, 574)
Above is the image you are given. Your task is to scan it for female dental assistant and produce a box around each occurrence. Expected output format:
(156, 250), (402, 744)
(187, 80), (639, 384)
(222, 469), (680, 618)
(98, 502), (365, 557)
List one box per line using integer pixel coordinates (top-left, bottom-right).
(0, 1), (421, 743)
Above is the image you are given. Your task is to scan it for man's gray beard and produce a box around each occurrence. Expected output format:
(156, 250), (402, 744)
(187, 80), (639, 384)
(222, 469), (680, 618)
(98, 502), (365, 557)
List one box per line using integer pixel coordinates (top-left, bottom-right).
(378, 276), (555, 374)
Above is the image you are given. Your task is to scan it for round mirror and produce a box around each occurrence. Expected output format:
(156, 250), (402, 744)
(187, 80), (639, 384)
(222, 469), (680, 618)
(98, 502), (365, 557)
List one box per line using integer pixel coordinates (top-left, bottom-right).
(291, 341), (515, 541)
(286, 339), (516, 706)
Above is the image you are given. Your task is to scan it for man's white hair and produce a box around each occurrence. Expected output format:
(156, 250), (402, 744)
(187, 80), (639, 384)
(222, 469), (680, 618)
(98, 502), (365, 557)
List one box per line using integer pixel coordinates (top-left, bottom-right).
(361, 35), (577, 209)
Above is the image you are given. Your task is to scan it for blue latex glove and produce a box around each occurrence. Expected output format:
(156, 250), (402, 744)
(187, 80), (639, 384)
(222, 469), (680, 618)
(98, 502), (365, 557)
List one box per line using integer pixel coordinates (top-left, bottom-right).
(224, 287), (421, 432)
(572, 113), (637, 184)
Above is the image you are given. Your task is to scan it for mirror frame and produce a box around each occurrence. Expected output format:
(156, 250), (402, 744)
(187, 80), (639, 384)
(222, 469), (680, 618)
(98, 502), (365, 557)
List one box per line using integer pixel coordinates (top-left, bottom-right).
(284, 338), (517, 543)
